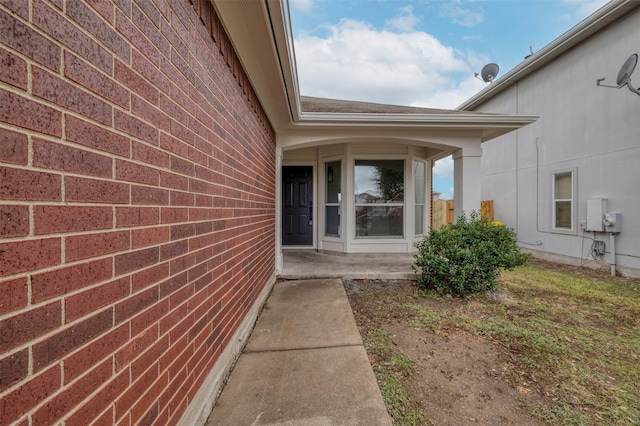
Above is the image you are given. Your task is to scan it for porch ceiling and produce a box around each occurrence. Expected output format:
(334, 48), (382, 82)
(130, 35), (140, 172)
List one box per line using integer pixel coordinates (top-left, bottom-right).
(214, 0), (537, 144)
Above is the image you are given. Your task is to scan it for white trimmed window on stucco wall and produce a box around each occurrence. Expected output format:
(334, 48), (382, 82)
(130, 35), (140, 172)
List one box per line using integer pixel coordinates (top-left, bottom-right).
(552, 168), (576, 232)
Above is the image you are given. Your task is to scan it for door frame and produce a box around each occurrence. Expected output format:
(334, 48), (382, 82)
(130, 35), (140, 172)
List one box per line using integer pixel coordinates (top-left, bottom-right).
(280, 161), (317, 249)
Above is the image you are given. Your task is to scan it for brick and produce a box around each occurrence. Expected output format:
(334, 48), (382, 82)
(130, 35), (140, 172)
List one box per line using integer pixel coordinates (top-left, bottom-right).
(0, 348), (28, 392)
(115, 246), (159, 275)
(132, 49), (171, 95)
(170, 190), (195, 206)
(132, 262), (169, 292)
(114, 0), (132, 18)
(66, 115), (130, 157)
(115, 8), (161, 68)
(84, 0), (115, 22)
(160, 207), (188, 224)
(65, 175), (130, 204)
(33, 66), (113, 126)
(33, 138), (112, 178)
(116, 206), (160, 228)
(131, 226), (170, 249)
(0, 87), (62, 137)
(66, 276), (129, 322)
(170, 223), (195, 241)
(33, 0), (113, 73)
(116, 363), (158, 418)
(0, 127), (28, 165)
(131, 185), (169, 206)
(0, 276), (27, 315)
(116, 159), (159, 186)
(33, 308), (113, 372)
(0, 45), (27, 90)
(170, 157), (195, 178)
(0, 0), (29, 19)
(115, 59), (158, 105)
(66, 230), (130, 262)
(65, 371), (130, 426)
(34, 205), (113, 235)
(159, 240), (188, 262)
(0, 365), (61, 425)
(130, 3), (170, 58)
(0, 7), (60, 71)
(159, 93), (188, 126)
(0, 204), (29, 237)
(0, 237), (61, 276)
(132, 141), (169, 168)
(64, 51), (129, 109)
(131, 298), (168, 337)
(115, 286), (159, 324)
(67, 0), (130, 62)
(115, 110), (159, 145)
(131, 374), (164, 424)
(159, 171), (189, 191)
(32, 257), (112, 303)
(132, 94), (170, 132)
(159, 271), (188, 299)
(33, 359), (112, 425)
(115, 327), (157, 372)
(64, 324), (129, 383)
(169, 252), (196, 276)
(0, 301), (61, 353)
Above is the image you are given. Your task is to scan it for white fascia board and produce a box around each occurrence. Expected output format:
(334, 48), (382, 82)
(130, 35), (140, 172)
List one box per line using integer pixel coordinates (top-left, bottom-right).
(296, 112), (538, 128)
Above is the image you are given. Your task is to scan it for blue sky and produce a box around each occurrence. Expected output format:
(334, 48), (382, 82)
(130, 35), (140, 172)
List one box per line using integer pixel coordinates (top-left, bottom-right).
(288, 0), (610, 198)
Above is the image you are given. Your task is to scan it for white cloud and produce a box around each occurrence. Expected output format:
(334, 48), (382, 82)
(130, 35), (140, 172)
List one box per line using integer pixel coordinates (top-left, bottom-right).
(561, 0), (611, 18)
(293, 18), (487, 108)
(385, 5), (419, 32)
(433, 155), (453, 179)
(439, 2), (485, 27)
(291, 0), (314, 14)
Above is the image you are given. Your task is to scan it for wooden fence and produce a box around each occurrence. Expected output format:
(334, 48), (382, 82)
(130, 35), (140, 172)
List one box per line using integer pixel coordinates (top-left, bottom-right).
(431, 200), (494, 229)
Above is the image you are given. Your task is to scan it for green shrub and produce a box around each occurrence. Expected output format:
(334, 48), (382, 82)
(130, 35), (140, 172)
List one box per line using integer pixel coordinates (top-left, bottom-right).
(413, 211), (529, 296)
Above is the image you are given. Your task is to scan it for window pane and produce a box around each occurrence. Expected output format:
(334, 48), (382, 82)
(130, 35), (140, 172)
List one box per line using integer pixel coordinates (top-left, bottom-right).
(355, 160), (404, 203)
(325, 161), (341, 203)
(555, 201), (572, 228)
(325, 206), (340, 236)
(415, 205), (424, 235)
(554, 172), (572, 199)
(356, 206), (403, 237)
(414, 161), (425, 204)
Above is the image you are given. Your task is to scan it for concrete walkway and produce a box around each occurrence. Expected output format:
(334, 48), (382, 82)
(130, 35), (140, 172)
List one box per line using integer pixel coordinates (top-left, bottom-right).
(205, 278), (392, 426)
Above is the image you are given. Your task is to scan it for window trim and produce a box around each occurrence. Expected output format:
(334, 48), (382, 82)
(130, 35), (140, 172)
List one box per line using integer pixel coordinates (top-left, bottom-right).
(551, 168), (577, 233)
(414, 160), (426, 237)
(353, 159), (405, 239)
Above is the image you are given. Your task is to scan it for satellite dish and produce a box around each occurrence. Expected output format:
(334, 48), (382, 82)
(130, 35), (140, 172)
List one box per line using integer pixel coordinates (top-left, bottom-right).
(596, 53), (640, 96)
(475, 63), (499, 83)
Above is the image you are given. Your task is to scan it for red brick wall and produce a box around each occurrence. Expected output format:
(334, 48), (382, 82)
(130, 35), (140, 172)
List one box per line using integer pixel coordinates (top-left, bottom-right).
(0, 0), (276, 424)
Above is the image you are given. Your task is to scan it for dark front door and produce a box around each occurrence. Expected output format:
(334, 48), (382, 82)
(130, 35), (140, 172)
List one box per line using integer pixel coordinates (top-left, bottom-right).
(282, 166), (313, 246)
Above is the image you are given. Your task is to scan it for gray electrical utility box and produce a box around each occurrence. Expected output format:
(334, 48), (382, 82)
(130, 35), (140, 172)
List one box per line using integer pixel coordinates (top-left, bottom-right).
(603, 213), (622, 233)
(586, 198), (607, 232)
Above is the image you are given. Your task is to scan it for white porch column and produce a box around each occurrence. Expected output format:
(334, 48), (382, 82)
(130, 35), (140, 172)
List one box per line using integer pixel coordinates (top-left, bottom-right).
(452, 145), (482, 221)
(275, 147), (283, 274)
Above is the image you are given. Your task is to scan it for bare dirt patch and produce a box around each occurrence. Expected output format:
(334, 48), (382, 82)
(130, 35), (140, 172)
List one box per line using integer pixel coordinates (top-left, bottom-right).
(344, 278), (546, 425)
(344, 258), (640, 425)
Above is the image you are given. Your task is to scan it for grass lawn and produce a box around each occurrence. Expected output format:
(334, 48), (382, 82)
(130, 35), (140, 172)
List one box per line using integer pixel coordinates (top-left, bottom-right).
(348, 259), (640, 425)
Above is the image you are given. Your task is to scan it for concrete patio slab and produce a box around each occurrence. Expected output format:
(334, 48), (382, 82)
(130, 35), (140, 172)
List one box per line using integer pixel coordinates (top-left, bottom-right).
(280, 250), (416, 280)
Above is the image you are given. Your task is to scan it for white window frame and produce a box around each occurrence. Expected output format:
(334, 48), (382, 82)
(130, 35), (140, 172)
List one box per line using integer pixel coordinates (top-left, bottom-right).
(552, 169), (576, 233)
(354, 159), (405, 239)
